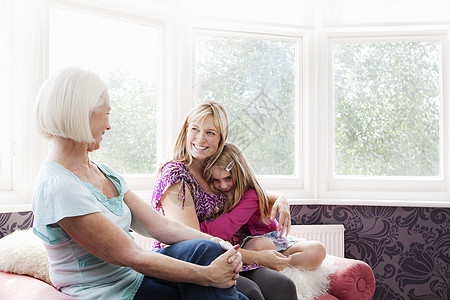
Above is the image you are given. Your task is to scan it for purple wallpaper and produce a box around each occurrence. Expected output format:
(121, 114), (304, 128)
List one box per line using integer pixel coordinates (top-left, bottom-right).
(290, 205), (450, 300)
(1, 206), (449, 300)
(0, 211), (33, 238)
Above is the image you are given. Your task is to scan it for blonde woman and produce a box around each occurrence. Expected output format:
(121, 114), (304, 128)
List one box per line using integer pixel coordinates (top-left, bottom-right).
(152, 101), (297, 300)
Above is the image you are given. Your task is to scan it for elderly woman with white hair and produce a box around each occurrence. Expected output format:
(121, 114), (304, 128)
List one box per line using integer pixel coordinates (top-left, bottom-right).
(31, 67), (247, 300)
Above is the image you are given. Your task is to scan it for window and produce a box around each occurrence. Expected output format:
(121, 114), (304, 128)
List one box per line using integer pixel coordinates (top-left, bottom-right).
(332, 39), (441, 178)
(49, 7), (162, 187)
(195, 30), (303, 189)
(0, 61), (12, 191)
(0, 0), (13, 191)
(0, 101), (12, 191)
(1, 0), (450, 208)
(321, 33), (448, 201)
(0, 94), (12, 191)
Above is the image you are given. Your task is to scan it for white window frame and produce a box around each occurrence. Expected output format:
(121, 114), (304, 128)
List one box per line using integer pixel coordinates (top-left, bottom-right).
(0, 0), (49, 213)
(0, 0), (13, 191)
(315, 28), (450, 206)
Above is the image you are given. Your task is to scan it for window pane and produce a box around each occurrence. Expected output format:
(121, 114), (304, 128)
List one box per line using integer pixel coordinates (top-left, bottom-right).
(0, 84), (10, 182)
(196, 35), (297, 175)
(333, 41), (441, 176)
(0, 6), (12, 190)
(49, 8), (159, 174)
(0, 131), (11, 189)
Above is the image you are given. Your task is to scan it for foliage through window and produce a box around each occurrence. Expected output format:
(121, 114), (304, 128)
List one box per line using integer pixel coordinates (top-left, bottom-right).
(49, 8), (159, 174)
(333, 40), (441, 177)
(196, 35), (298, 176)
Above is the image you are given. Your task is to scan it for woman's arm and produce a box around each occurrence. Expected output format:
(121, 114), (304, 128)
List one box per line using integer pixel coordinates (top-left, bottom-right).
(158, 182), (200, 230)
(267, 192), (291, 236)
(126, 189), (202, 244)
(57, 197), (241, 288)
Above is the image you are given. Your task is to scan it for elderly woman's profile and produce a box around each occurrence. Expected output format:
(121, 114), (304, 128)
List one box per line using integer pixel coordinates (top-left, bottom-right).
(31, 67), (247, 300)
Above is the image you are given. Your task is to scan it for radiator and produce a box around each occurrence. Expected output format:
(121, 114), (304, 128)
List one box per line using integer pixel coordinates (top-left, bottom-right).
(289, 224), (345, 257)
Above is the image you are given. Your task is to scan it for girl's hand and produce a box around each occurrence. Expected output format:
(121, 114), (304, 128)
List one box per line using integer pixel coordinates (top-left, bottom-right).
(255, 250), (290, 271)
(270, 194), (291, 237)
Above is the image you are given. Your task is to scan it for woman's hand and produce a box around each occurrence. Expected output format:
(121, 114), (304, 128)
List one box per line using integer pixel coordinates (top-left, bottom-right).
(212, 237), (243, 276)
(269, 194), (291, 236)
(206, 244), (243, 288)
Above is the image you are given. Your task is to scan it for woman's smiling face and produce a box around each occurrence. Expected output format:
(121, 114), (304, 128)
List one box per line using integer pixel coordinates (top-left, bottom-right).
(186, 115), (221, 163)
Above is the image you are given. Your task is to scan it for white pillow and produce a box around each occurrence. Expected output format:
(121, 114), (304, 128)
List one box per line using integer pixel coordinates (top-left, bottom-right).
(0, 229), (51, 285)
(280, 256), (335, 300)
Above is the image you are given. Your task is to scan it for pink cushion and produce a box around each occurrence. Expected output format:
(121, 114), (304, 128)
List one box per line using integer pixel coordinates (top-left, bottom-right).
(0, 271), (73, 299)
(327, 256), (376, 300)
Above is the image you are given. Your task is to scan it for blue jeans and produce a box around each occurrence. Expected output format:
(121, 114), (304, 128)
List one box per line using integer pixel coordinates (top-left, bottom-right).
(133, 239), (247, 300)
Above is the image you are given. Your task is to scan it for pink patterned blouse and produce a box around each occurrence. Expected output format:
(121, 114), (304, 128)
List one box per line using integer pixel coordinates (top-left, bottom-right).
(151, 161), (227, 247)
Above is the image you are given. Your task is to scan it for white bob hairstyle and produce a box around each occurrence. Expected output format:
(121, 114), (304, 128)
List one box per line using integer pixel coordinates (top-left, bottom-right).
(33, 67), (108, 143)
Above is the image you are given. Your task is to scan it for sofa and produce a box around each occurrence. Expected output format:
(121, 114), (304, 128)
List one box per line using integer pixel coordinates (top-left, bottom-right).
(0, 229), (375, 300)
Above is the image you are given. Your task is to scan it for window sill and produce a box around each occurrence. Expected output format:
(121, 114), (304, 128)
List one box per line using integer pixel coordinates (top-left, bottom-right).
(1, 190), (449, 214)
(288, 198), (450, 208)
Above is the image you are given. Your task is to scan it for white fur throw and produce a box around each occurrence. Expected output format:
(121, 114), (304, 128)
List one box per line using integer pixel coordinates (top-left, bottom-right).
(280, 256), (335, 300)
(0, 229), (51, 284)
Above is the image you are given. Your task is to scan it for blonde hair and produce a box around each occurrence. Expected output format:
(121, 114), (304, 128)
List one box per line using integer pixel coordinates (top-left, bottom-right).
(33, 67), (108, 143)
(171, 100), (228, 171)
(206, 143), (271, 223)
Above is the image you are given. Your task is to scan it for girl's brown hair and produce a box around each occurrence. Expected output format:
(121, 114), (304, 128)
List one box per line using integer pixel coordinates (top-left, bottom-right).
(206, 143), (271, 223)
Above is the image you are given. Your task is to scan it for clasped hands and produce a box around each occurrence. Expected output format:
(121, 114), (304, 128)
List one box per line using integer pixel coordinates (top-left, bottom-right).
(209, 237), (243, 288)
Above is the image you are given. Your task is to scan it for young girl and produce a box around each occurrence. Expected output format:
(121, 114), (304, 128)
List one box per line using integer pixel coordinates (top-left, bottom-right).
(205, 143), (326, 270)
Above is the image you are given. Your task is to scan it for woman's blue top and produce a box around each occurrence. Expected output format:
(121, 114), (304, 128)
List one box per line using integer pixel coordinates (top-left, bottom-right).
(32, 162), (144, 300)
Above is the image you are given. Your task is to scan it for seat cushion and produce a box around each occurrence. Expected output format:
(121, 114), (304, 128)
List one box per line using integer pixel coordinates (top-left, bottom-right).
(0, 272), (73, 299)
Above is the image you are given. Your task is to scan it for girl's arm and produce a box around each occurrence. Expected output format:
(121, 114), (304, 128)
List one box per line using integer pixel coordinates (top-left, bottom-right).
(200, 191), (260, 240)
(239, 248), (290, 271)
(267, 191), (291, 236)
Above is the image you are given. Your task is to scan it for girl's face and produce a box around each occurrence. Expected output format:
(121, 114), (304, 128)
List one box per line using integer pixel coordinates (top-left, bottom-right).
(186, 115), (221, 162)
(210, 167), (234, 196)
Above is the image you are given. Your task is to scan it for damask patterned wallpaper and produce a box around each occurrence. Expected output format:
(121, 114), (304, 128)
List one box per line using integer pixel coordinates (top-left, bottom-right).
(290, 205), (449, 300)
(0, 211), (33, 238)
(1, 206), (449, 300)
